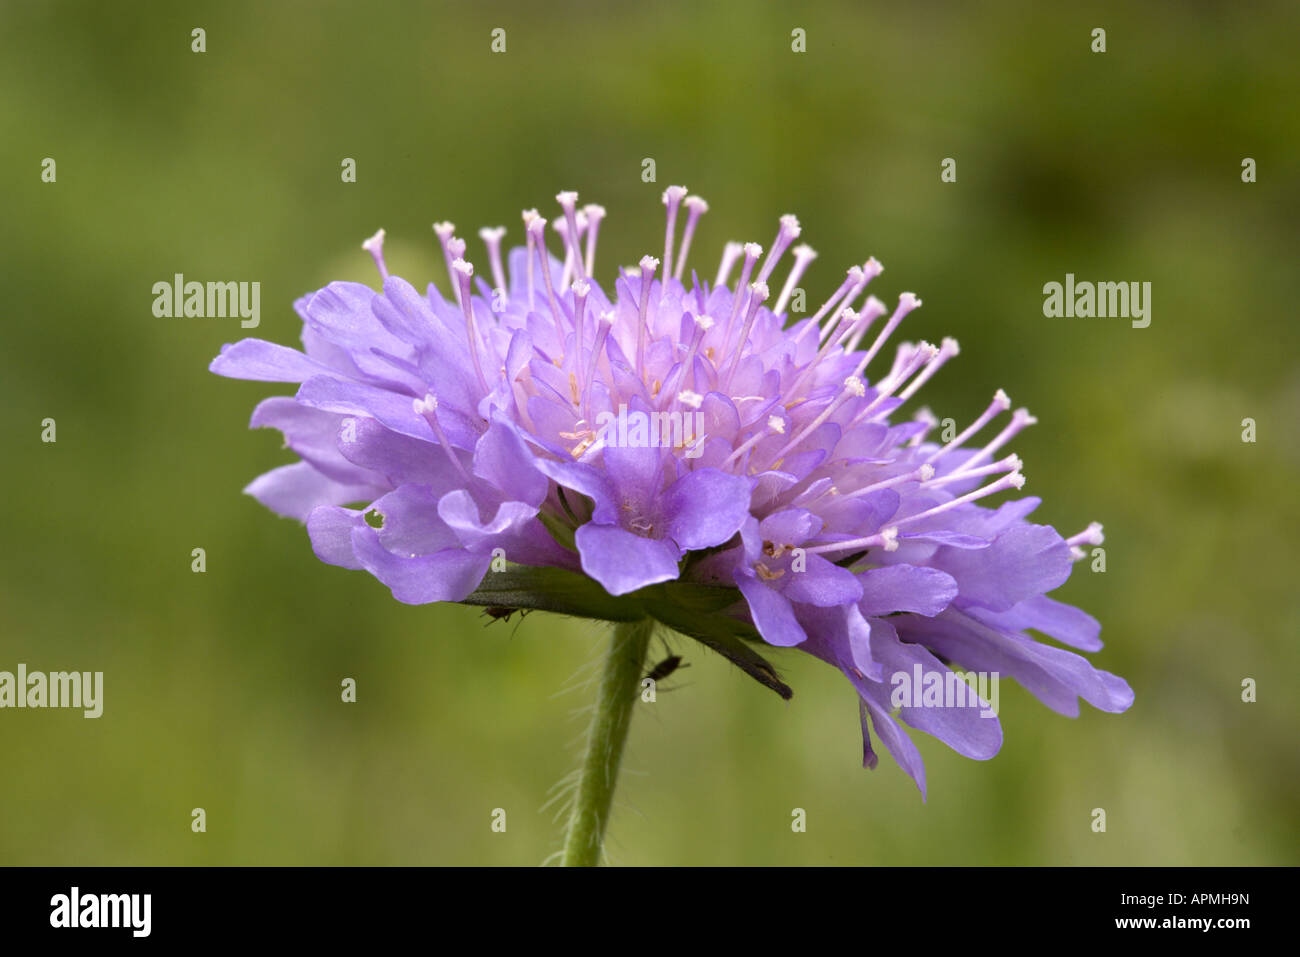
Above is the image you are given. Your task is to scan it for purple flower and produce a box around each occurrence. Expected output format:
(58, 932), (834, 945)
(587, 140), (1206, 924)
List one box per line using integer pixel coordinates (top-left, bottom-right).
(211, 188), (1132, 797)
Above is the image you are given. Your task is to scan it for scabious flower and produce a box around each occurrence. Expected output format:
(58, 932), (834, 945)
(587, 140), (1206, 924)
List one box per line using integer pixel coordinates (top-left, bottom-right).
(211, 188), (1132, 798)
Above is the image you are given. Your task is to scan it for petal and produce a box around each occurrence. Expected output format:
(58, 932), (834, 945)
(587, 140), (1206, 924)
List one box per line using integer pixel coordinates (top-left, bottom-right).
(965, 595), (1103, 652)
(244, 462), (381, 521)
(338, 417), (444, 488)
(859, 691), (928, 798)
(350, 524), (491, 604)
(930, 524), (1073, 612)
(781, 553), (863, 606)
(871, 619), (1003, 761)
(210, 339), (336, 382)
(757, 508), (821, 545)
(798, 602), (882, 680)
(662, 468), (752, 551)
(574, 523), (680, 596)
(473, 416), (549, 506)
(737, 575), (807, 647)
(250, 396), (374, 485)
(296, 375), (466, 448)
(306, 505), (365, 569)
(858, 564), (959, 617)
(531, 457), (618, 524)
(905, 610), (1134, 717)
(600, 440), (664, 509)
(438, 490), (538, 549)
(372, 485), (460, 555)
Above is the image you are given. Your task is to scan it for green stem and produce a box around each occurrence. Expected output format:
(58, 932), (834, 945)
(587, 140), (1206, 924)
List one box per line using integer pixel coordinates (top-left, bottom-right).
(561, 617), (655, 866)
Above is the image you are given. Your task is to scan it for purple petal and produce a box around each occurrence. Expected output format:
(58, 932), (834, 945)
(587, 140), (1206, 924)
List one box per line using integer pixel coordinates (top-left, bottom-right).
(737, 575), (807, 647)
(931, 524), (1073, 612)
(473, 417), (549, 507)
(965, 595), (1103, 652)
(757, 508), (821, 545)
(662, 468), (752, 551)
(858, 564), (959, 617)
(338, 417), (443, 487)
(244, 462), (381, 521)
(250, 396), (374, 485)
(350, 524), (491, 604)
(371, 485), (460, 555)
(781, 553), (863, 606)
(210, 339), (336, 382)
(574, 523), (680, 595)
(871, 619), (1003, 761)
(306, 505), (365, 569)
(438, 490), (538, 549)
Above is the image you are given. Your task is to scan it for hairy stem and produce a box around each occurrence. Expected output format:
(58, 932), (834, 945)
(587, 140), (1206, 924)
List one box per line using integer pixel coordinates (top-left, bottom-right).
(561, 617), (655, 866)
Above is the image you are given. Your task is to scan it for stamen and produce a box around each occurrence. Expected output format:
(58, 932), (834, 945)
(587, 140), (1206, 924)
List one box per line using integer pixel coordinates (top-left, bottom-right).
(769, 375), (864, 463)
(553, 217), (577, 291)
(555, 191), (586, 282)
(922, 390), (1012, 464)
(923, 453), (1021, 488)
(907, 407), (939, 447)
(451, 259), (490, 395)
(560, 209), (588, 292)
(774, 243), (818, 315)
(571, 278), (591, 400)
(806, 526), (898, 556)
(756, 214), (801, 285)
(527, 216), (567, 347)
(361, 228), (388, 281)
(840, 464), (935, 500)
(521, 208), (540, 308)
(854, 341), (939, 423)
(722, 414), (788, 469)
(582, 204), (606, 277)
(949, 407), (1038, 475)
(849, 292), (922, 379)
(478, 226), (507, 297)
(433, 222), (460, 305)
(791, 266), (861, 344)
(635, 255), (659, 379)
(1066, 522), (1105, 548)
(818, 266), (866, 345)
(785, 293), (867, 398)
(721, 280), (769, 391)
(413, 394), (472, 482)
(822, 259), (881, 344)
(582, 311), (614, 418)
(891, 471), (1026, 530)
(667, 312), (713, 399)
(673, 196), (709, 281)
(844, 295), (888, 353)
(661, 186), (688, 285)
(715, 241), (744, 288)
(721, 242), (763, 344)
(897, 337), (959, 402)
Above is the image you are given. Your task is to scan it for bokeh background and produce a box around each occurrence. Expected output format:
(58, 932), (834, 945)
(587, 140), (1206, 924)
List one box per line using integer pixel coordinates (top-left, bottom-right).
(2, 0), (1297, 865)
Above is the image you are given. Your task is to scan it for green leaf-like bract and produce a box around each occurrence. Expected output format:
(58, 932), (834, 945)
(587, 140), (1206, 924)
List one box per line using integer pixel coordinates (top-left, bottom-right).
(458, 563), (792, 699)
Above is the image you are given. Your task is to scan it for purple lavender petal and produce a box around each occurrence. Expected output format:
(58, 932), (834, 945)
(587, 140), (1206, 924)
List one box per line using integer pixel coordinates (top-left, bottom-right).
(574, 523), (680, 596)
(858, 564), (959, 617)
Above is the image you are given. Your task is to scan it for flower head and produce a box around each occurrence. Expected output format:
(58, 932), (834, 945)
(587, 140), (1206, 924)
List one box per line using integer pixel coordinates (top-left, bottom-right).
(211, 189), (1132, 797)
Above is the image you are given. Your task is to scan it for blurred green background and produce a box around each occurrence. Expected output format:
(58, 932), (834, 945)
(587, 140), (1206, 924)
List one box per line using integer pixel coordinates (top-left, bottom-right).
(2, 0), (1297, 865)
